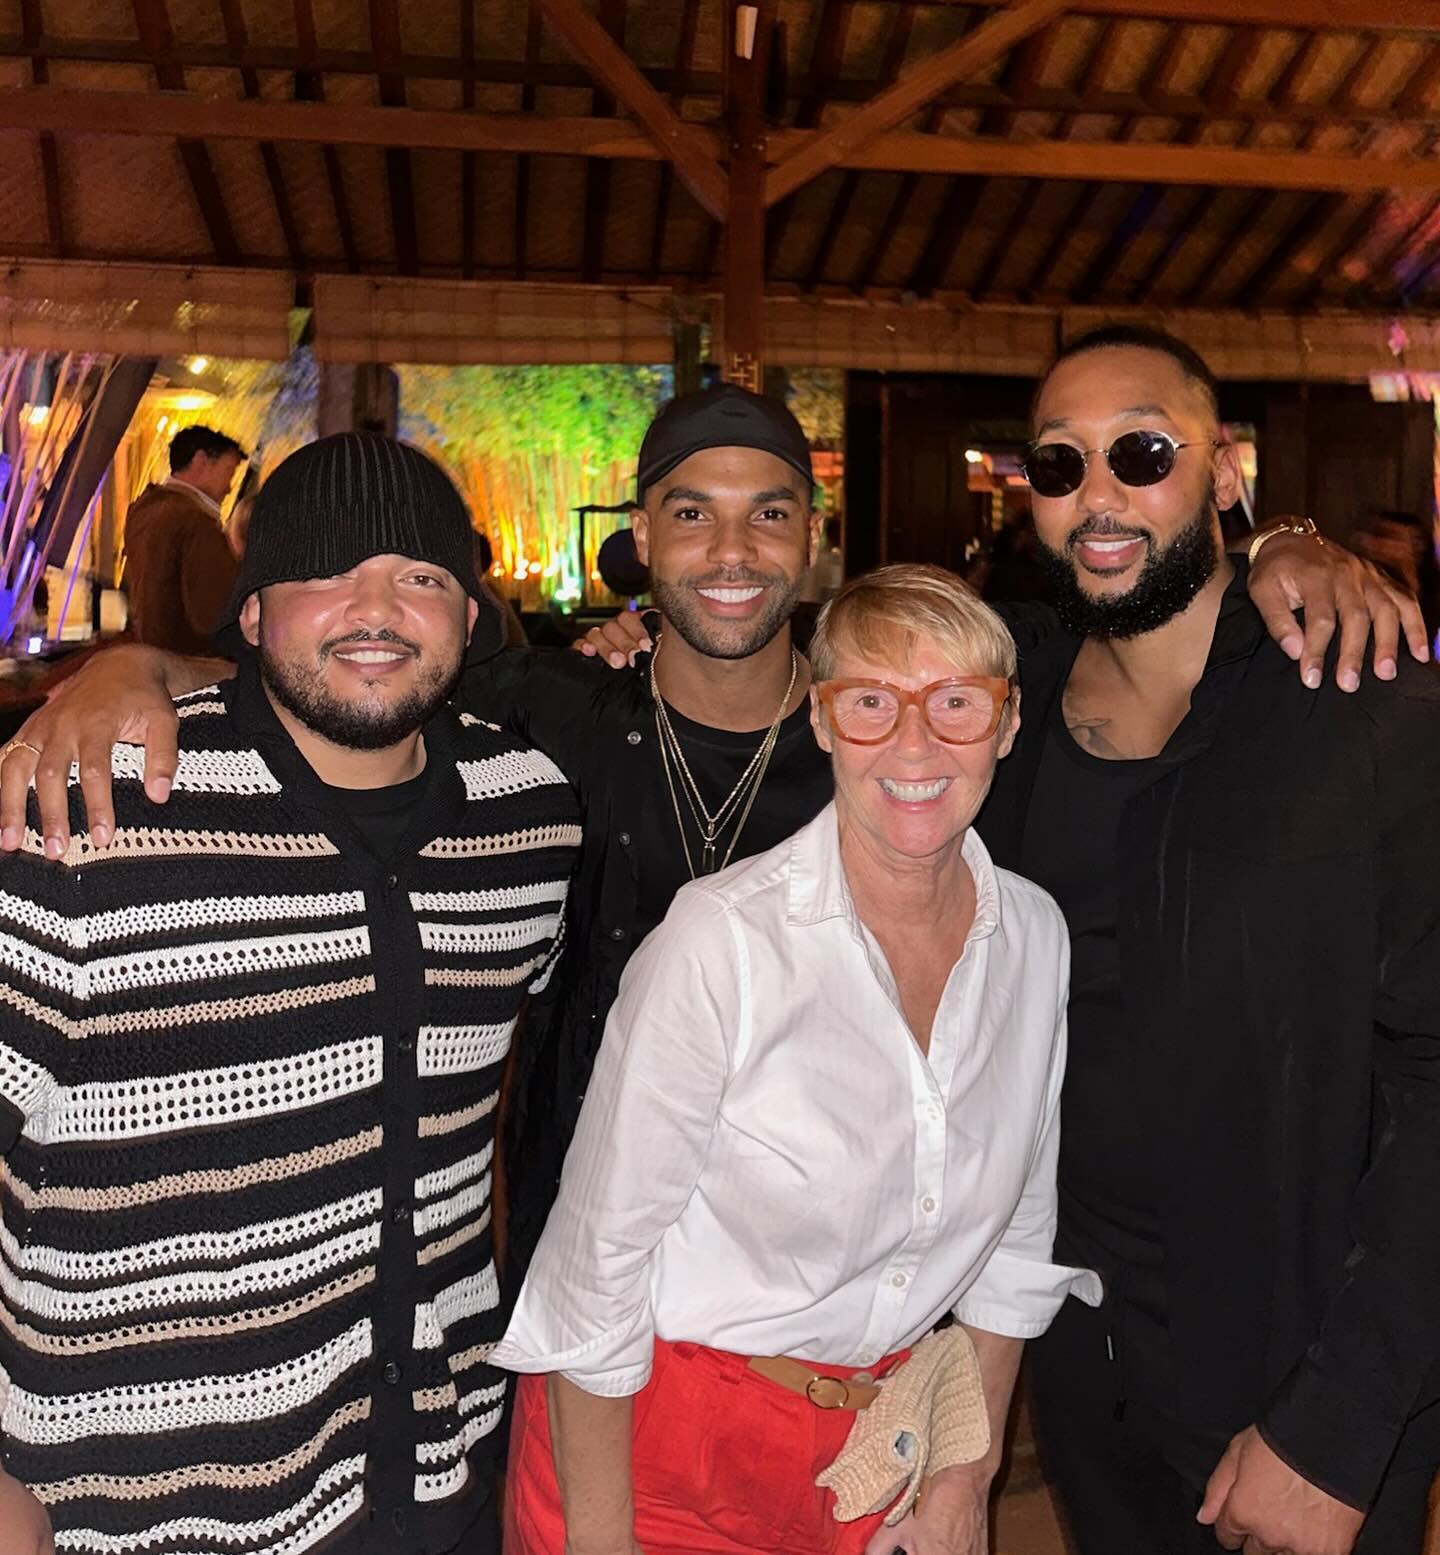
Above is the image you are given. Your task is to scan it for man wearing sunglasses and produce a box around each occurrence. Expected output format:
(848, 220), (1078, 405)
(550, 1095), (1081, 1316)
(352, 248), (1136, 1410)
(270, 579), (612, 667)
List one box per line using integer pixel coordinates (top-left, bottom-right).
(977, 324), (1440, 1555)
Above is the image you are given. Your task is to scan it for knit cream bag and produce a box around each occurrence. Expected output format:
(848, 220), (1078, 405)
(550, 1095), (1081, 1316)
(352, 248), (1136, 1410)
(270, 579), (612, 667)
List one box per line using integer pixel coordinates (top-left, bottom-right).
(815, 1327), (991, 1527)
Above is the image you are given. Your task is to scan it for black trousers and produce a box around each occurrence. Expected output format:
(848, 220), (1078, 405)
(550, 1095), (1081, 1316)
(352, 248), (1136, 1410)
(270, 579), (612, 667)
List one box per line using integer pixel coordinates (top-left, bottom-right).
(1029, 1293), (1436, 1555)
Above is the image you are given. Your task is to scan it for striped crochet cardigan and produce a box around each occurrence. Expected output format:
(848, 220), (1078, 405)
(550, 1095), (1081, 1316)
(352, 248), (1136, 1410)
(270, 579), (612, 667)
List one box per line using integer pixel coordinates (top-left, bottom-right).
(0, 663), (579, 1555)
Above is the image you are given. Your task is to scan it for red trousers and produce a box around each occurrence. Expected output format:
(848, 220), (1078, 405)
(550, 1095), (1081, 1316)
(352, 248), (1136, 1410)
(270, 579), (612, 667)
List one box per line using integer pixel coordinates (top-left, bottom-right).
(505, 1339), (906, 1555)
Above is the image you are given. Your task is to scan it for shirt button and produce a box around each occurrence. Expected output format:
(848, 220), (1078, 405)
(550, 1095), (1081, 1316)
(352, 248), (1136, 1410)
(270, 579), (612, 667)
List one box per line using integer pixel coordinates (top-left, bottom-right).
(382, 1361), (402, 1385)
(921, 1196), (937, 1214)
(608, 927), (625, 941)
(891, 1272), (908, 1289)
(618, 832), (632, 847)
(626, 730), (642, 746)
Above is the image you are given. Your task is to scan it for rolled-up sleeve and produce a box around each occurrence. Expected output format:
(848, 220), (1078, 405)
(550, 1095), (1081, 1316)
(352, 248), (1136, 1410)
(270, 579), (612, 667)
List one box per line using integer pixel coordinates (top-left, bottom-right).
(492, 884), (742, 1396)
(954, 948), (1102, 1337)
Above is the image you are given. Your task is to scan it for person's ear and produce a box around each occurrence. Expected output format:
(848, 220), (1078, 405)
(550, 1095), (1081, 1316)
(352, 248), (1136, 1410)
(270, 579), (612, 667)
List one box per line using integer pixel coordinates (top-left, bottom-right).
(464, 597), (479, 637)
(631, 504), (650, 568)
(807, 506), (822, 569)
(996, 685), (1021, 761)
(809, 686), (834, 754)
(239, 591), (262, 648)
(1212, 442), (1243, 512)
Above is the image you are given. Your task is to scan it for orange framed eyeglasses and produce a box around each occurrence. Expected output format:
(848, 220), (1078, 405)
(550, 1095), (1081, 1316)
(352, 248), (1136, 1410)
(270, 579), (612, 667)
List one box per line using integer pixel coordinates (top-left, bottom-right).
(815, 677), (1012, 746)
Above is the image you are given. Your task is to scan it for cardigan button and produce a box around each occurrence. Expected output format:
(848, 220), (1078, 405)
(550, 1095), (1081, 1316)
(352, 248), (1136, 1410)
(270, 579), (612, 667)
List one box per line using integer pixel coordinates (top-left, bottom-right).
(618, 832), (632, 847)
(626, 730), (642, 746)
(382, 1361), (402, 1385)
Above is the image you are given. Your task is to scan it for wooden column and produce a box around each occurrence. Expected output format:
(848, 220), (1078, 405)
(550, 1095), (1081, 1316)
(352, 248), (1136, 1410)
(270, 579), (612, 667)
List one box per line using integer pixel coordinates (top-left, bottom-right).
(722, 0), (773, 390)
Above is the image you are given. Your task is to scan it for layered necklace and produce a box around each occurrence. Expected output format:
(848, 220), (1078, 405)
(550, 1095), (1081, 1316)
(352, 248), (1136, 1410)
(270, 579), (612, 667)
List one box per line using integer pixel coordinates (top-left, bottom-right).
(650, 634), (799, 878)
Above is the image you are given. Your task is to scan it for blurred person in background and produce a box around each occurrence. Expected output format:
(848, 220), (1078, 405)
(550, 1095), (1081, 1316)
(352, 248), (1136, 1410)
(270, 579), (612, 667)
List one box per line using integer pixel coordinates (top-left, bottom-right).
(123, 424), (246, 655)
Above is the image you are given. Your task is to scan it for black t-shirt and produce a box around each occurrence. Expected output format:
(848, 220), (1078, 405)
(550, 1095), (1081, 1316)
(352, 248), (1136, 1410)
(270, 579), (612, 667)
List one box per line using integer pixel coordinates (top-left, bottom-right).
(321, 766), (432, 861)
(632, 697), (833, 944)
(1020, 701), (1162, 1269)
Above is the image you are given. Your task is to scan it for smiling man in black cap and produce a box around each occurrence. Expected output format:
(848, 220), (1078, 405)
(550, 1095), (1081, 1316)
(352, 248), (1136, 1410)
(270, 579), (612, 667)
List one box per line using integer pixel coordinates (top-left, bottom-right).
(0, 433), (579, 1555)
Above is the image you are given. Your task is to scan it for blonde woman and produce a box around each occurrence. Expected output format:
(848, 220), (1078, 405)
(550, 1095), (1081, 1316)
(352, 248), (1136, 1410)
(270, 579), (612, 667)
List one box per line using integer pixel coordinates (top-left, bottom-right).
(495, 565), (1098, 1555)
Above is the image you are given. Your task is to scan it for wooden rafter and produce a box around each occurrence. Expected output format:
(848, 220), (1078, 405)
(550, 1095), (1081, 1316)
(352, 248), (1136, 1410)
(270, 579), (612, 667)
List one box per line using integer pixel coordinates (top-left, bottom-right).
(648, 0), (701, 283)
(978, 25), (1054, 136)
(369, 0), (419, 276)
(218, 0), (304, 269)
(130, 0), (240, 265)
(19, 0), (62, 255)
(1075, 0), (1440, 31)
(905, 175), (984, 295)
(1054, 22), (1181, 299)
(764, 0), (1070, 207)
(534, 0), (726, 220)
(14, 34), (1440, 133)
(514, 5), (543, 281)
(460, 0), (476, 279)
(767, 0), (853, 278)
(290, 0), (356, 274)
(806, 0), (914, 292)
(580, 0), (627, 285)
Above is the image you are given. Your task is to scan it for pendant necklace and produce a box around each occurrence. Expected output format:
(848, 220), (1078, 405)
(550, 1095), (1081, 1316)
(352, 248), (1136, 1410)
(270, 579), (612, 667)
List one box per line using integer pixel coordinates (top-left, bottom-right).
(650, 635), (799, 878)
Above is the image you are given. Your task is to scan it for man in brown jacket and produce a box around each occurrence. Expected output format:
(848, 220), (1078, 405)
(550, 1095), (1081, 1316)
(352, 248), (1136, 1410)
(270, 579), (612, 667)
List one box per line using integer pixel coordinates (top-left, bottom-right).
(124, 424), (246, 654)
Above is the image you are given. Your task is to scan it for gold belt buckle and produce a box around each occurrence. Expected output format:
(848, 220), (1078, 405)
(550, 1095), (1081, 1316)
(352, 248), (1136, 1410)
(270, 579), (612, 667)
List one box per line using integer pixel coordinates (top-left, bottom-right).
(805, 1374), (851, 1409)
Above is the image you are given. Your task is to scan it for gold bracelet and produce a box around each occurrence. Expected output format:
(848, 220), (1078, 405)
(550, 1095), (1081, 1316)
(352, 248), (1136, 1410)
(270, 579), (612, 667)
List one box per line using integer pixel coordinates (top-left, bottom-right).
(1247, 515), (1321, 566)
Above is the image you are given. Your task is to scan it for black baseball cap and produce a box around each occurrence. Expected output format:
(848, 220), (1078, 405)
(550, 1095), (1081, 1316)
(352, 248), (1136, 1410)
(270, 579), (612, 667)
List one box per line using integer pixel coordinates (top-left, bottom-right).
(635, 385), (814, 499)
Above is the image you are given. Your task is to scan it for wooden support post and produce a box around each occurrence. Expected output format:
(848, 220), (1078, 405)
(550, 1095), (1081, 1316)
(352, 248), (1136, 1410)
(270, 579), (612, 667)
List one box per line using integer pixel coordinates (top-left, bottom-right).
(722, 0), (773, 390)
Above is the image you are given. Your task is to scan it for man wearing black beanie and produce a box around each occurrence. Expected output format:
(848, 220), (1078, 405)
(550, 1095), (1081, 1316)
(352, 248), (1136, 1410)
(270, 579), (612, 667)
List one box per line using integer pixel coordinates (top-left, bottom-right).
(0, 434), (579, 1555)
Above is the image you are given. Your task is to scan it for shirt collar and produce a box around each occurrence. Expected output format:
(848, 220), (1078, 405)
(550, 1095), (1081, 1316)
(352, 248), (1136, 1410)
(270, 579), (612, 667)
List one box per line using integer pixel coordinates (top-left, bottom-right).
(785, 801), (1003, 941)
(163, 476), (223, 519)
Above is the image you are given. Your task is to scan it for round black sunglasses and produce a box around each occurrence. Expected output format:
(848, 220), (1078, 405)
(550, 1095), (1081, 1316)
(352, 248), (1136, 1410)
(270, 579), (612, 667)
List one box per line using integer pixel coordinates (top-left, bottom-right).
(1022, 430), (1220, 499)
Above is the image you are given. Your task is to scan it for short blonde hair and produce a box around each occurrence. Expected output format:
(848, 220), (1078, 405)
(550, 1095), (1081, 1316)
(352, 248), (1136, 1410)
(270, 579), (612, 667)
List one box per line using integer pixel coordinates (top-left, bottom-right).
(810, 563), (1017, 683)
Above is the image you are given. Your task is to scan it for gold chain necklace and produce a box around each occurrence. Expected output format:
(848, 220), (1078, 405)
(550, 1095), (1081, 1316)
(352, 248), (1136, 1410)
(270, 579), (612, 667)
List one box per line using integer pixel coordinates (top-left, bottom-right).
(650, 636), (799, 877)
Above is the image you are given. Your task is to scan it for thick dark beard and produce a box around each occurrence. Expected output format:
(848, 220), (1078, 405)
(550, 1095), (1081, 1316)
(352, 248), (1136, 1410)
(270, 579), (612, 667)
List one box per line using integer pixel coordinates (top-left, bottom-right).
(1034, 496), (1221, 641)
(650, 569), (803, 661)
(259, 631), (463, 752)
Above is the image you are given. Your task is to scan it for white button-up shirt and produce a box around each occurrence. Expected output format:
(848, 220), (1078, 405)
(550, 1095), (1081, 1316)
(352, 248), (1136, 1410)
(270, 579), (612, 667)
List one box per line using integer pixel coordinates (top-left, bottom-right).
(494, 804), (1101, 1396)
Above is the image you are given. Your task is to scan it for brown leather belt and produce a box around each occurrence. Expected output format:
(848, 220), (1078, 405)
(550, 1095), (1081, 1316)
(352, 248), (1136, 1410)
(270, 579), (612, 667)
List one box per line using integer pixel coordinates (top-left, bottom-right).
(746, 1355), (882, 1410)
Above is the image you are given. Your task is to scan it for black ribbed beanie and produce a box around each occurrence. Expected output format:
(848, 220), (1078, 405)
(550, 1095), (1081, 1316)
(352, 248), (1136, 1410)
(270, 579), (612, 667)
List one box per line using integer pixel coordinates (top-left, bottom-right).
(215, 433), (502, 662)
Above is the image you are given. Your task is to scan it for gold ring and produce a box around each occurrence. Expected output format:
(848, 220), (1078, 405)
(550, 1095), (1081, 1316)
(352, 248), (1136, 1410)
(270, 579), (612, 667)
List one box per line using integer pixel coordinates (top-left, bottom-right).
(2, 739), (42, 760)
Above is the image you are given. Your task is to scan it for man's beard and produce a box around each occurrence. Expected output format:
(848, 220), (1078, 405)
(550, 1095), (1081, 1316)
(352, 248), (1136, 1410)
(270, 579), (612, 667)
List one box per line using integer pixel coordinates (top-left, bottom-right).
(1035, 489), (1221, 641)
(259, 629), (463, 751)
(650, 567), (803, 661)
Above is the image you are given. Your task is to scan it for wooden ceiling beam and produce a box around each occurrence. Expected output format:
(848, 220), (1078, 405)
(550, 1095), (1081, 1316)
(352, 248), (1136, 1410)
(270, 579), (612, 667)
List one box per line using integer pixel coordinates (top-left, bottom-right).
(514, 5), (543, 281)
(460, 0), (476, 279)
(1071, 0), (1440, 32)
(970, 181), (1043, 297)
(369, 0), (419, 276)
(806, 1), (913, 292)
(23, 85), (1440, 200)
(905, 176), (985, 294)
(765, 0), (1070, 207)
(534, 0), (726, 219)
(218, 0), (304, 270)
(19, 0), (63, 255)
(291, 0), (357, 273)
(131, 0), (241, 265)
(579, 0), (627, 285)
(648, 0), (701, 283)
(1236, 191), (1347, 305)
(767, 0), (853, 277)
(14, 35), (1440, 131)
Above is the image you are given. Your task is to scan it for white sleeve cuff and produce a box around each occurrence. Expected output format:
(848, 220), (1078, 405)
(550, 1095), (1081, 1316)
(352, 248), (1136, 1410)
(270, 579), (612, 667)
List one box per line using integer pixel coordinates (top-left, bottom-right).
(953, 1252), (1103, 1337)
